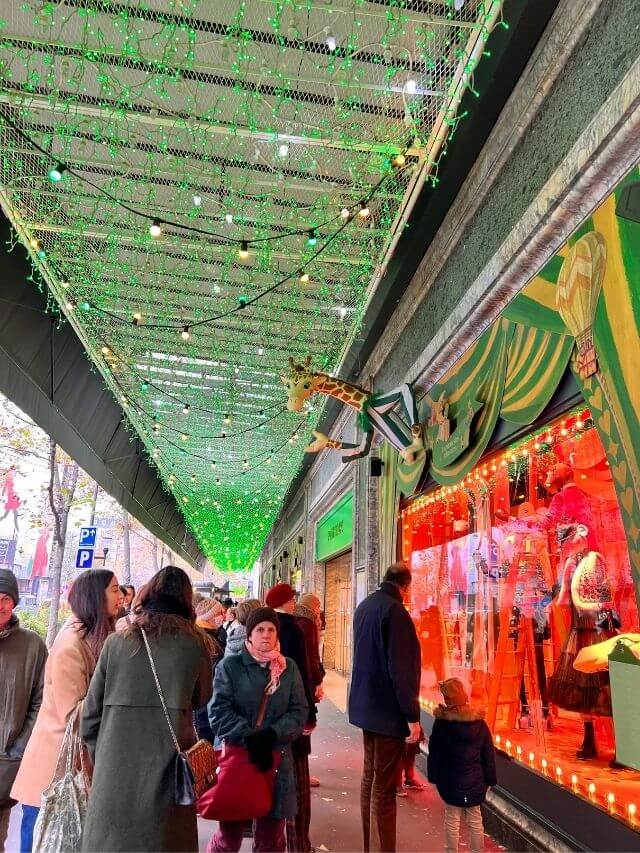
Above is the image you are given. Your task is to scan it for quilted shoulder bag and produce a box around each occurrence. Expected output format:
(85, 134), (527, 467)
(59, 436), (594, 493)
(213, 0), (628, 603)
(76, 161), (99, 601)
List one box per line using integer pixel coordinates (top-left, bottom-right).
(140, 627), (217, 803)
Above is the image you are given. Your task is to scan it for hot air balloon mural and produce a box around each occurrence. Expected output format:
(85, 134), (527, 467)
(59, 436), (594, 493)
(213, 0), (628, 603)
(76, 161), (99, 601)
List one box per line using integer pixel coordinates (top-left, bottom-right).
(555, 231), (607, 379)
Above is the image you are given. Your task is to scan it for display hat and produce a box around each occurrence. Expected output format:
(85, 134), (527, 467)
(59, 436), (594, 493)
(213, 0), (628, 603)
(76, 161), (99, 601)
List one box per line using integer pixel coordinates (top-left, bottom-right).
(265, 582), (296, 609)
(245, 606), (280, 639)
(0, 569), (19, 606)
(439, 677), (469, 708)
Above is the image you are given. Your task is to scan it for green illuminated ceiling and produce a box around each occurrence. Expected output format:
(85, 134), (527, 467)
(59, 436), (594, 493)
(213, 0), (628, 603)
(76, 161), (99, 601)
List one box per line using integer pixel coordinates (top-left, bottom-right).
(0, 0), (502, 572)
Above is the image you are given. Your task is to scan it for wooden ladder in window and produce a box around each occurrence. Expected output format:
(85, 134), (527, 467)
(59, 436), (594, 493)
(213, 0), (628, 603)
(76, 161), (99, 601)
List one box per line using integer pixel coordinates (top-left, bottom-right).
(487, 553), (544, 738)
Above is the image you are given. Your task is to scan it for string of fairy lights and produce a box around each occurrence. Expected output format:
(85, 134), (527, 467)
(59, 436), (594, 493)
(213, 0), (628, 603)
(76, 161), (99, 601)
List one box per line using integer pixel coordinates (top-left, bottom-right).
(4, 113), (414, 333)
(402, 407), (596, 532)
(0, 0), (503, 571)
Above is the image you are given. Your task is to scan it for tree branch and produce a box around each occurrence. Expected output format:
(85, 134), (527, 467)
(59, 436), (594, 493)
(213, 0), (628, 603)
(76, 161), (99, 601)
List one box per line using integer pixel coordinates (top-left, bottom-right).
(48, 437), (63, 547)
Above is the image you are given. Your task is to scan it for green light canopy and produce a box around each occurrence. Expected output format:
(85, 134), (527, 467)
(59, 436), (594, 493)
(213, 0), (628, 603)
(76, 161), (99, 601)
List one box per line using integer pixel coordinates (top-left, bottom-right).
(0, 0), (502, 572)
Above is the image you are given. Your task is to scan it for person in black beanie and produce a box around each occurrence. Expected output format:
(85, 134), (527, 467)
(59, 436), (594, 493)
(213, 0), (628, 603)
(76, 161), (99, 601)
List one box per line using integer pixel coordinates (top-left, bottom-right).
(0, 569), (47, 851)
(208, 605), (308, 853)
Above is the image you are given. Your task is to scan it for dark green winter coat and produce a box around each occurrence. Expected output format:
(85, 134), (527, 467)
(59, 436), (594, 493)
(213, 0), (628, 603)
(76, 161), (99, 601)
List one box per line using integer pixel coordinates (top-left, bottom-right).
(208, 647), (308, 819)
(80, 619), (212, 852)
(0, 616), (47, 807)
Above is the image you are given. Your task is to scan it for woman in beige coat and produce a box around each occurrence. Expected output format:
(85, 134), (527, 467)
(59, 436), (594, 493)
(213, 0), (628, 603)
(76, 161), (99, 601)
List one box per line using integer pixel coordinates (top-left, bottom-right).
(11, 570), (121, 851)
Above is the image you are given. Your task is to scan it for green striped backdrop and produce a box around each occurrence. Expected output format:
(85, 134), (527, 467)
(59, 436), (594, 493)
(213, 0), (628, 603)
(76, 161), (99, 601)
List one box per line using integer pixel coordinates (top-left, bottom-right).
(390, 166), (640, 606)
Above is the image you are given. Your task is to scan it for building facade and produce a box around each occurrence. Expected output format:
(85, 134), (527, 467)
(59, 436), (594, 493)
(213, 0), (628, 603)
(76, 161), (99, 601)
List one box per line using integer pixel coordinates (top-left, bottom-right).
(259, 1), (640, 847)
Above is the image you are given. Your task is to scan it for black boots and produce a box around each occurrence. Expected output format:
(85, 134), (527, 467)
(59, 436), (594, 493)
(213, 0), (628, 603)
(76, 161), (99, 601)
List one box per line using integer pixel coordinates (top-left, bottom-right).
(576, 720), (597, 760)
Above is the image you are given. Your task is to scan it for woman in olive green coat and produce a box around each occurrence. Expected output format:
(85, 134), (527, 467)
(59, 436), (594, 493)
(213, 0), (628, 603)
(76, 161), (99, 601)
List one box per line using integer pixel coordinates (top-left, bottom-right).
(81, 567), (212, 853)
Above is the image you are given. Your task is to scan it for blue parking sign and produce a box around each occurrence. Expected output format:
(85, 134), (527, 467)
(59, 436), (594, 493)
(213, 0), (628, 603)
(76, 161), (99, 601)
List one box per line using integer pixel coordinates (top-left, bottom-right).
(76, 548), (94, 569)
(79, 527), (97, 548)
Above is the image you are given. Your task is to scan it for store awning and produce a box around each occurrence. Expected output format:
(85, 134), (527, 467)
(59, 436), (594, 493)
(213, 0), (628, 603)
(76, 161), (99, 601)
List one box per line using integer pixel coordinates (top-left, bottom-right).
(0, 216), (205, 570)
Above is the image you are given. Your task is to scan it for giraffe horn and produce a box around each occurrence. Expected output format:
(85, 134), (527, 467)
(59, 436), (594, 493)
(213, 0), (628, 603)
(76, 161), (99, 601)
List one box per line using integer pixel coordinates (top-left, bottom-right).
(288, 356), (295, 370)
(304, 355), (312, 368)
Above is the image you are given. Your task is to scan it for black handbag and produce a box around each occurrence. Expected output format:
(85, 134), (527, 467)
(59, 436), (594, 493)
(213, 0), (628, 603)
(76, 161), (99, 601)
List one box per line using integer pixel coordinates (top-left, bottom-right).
(175, 753), (196, 806)
(140, 627), (198, 806)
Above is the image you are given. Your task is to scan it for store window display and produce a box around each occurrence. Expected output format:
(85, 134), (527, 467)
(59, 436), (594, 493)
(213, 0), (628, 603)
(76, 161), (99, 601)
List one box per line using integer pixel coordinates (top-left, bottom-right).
(402, 410), (639, 821)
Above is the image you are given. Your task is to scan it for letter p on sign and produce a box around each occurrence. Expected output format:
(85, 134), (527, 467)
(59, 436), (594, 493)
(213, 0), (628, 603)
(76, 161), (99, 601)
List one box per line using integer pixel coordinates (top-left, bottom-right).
(76, 548), (94, 569)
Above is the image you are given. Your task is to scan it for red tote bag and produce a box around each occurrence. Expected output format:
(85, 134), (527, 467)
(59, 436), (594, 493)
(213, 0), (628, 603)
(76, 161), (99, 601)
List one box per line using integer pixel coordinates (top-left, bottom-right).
(197, 690), (282, 821)
(197, 742), (282, 821)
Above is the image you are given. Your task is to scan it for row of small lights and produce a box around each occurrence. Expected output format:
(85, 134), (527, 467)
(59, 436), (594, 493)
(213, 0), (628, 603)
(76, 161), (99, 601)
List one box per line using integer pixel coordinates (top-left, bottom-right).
(145, 197), (376, 245)
(98, 346), (307, 473)
(31, 227), (364, 338)
(47, 153), (402, 245)
(29, 241), (353, 335)
(418, 699), (636, 825)
(403, 411), (593, 518)
(494, 734), (636, 824)
(35, 146), (410, 337)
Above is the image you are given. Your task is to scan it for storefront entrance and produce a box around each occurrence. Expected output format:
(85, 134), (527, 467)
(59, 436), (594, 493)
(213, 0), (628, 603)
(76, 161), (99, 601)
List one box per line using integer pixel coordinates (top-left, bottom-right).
(315, 491), (354, 677)
(324, 551), (353, 676)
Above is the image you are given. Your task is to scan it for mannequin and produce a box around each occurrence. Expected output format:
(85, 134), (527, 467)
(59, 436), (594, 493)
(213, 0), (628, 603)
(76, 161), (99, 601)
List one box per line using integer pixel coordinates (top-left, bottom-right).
(547, 525), (618, 759)
(537, 462), (597, 550)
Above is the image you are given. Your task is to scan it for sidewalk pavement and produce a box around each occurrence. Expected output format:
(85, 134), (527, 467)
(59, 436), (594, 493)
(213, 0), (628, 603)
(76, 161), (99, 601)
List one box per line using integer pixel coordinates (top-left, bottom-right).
(5, 672), (504, 852)
(300, 679), (504, 853)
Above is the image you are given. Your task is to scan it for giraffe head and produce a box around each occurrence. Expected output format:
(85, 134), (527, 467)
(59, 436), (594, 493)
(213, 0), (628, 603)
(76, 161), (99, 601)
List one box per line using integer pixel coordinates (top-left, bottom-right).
(281, 355), (321, 411)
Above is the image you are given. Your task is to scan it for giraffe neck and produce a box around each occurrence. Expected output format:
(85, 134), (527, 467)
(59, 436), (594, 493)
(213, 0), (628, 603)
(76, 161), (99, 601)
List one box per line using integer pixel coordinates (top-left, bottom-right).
(315, 374), (368, 410)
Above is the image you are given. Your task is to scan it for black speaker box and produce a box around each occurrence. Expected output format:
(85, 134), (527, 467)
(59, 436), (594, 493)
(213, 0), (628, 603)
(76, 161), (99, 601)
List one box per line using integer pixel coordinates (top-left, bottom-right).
(370, 457), (383, 477)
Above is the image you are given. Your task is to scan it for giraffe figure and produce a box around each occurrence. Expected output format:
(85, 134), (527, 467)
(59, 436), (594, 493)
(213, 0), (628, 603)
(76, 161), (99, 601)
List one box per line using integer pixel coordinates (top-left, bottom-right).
(282, 356), (424, 463)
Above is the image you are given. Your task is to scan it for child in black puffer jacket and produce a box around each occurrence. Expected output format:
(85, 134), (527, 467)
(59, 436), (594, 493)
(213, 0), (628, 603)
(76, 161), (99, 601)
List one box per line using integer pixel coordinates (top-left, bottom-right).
(427, 679), (497, 853)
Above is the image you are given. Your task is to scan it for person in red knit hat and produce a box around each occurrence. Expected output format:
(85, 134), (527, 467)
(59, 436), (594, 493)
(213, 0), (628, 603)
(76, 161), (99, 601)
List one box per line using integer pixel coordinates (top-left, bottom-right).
(265, 583), (316, 852)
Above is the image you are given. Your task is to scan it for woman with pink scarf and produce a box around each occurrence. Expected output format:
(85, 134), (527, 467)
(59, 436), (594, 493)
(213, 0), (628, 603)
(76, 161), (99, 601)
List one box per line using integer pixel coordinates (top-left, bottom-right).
(208, 607), (308, 852)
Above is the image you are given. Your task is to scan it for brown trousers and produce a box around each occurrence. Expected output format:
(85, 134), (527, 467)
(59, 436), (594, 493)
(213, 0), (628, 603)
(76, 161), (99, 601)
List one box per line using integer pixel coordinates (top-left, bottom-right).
(285, 747), (311, 852)
(360, 732), (405, 852)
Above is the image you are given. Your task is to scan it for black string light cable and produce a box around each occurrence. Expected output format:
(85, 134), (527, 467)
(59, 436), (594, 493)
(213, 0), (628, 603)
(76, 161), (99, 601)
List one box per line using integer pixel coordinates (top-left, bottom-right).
(1, 113), (413, 249)
(147, 415), (307, 468)
(1, 114), (413, 333)
(0, 252), (305, 445)
(125, 393), (288, 443)
(86, 195), (388, 333)
(106, 364), (291, 442)
(80, 166), (409, 332)
(101, 342), (287, 428)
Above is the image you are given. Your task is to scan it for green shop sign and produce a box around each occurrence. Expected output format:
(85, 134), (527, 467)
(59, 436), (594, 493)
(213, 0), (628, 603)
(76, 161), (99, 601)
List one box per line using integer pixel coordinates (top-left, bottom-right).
(315, 492), (353, 561)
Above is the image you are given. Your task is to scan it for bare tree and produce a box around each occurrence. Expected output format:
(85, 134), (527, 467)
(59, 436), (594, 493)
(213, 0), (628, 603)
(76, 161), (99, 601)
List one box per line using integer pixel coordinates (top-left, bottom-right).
(46, 437), (80, 648)
(120, 505), (131, 584)
(88, 481), (100, 526)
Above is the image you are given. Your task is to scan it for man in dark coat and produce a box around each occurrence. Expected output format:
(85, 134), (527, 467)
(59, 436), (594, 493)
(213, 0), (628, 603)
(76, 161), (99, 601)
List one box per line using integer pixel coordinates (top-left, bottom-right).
(266, 583), (316, 852)
(0, 569), (47, 849)
(348, 563), (421, 852)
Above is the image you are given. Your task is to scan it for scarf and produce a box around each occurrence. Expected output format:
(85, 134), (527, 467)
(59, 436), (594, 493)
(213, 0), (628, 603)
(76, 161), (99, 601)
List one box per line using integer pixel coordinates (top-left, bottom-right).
(245, 639), (287, 694)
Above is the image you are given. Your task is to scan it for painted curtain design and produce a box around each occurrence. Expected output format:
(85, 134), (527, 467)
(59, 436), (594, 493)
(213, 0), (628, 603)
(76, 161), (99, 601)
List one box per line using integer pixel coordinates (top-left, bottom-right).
(395, 167), (640, 605)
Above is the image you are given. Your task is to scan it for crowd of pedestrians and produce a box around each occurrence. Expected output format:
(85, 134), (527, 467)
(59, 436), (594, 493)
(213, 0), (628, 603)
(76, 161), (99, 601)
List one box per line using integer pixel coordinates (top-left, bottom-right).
(0, 560), (495, 853)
